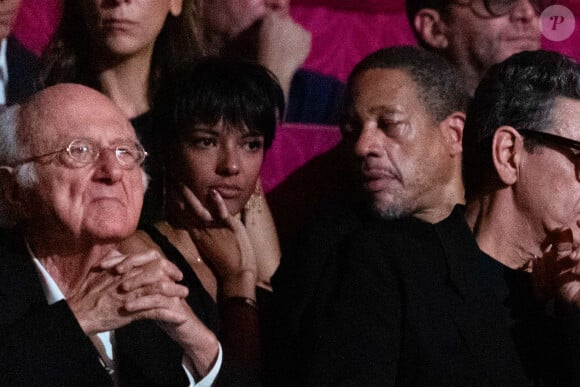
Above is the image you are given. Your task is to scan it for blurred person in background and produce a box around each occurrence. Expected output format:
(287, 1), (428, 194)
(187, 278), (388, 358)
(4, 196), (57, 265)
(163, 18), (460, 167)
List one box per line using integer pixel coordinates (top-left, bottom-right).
(199, 0), (345, 124)
(0, 0), (39, 105)
(407, 0), (543, 94)
(40, 0), (203, 223)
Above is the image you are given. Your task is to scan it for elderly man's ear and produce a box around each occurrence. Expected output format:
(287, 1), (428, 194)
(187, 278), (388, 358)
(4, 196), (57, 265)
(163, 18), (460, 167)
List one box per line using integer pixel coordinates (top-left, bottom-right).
(414, 9), (450, 50)
(0, 167), (29, 221)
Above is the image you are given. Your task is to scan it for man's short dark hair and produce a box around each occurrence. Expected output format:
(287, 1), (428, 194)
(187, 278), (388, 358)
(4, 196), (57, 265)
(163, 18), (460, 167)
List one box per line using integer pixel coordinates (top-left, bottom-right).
(462, 50), (580, 200)
(160, 56), (284, 151)
(406, 0), (451, 48)
(342, 45), (468, 132)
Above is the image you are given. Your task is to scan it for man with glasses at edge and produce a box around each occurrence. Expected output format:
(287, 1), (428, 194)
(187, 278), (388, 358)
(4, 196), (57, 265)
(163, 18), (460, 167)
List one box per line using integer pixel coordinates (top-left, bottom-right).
(311, 50), (580, 386)
(0, 84), (257, 386)
(407, 0), (545, 95)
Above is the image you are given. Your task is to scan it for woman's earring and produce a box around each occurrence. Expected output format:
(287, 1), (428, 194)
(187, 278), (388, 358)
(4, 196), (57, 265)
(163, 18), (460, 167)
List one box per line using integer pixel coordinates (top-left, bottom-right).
(245, 182), (263, 213)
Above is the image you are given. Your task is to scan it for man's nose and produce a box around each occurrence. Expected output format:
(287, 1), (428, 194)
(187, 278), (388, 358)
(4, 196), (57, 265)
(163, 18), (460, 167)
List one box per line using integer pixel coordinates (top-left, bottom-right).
(94, 149), (124, 182)
(354, 124), (381, 158)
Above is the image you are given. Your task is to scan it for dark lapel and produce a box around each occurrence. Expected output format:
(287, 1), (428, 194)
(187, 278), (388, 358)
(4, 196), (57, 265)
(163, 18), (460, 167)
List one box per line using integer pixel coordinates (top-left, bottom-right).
(0, 231), (47, 325)
(115, 320), (187, 386)
(434, 206), (518, 386)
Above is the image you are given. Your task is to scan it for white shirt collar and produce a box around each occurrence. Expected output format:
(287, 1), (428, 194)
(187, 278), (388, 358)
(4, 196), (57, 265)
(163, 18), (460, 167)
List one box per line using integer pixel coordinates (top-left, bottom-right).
(0, 38), (8, 105)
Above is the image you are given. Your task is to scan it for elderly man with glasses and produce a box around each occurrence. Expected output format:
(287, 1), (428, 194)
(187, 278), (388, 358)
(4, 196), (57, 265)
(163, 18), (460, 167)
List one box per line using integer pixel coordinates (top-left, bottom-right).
(311, 50), (580, 386)
(407, 0), (545, 95)
(0, 84), (229, 386)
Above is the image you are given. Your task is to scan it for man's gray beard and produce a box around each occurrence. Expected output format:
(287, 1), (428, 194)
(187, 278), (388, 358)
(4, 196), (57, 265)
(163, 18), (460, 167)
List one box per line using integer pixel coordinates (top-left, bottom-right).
(373, 202), (413, 221)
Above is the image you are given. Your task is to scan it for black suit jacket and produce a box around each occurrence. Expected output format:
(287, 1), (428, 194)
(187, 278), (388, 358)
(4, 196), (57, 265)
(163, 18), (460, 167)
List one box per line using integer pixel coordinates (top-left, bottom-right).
(0, 231), (256, 386)
(6, 35), (39, 105)
(310, 206), (577, 386)
(267, 199), (369, 385)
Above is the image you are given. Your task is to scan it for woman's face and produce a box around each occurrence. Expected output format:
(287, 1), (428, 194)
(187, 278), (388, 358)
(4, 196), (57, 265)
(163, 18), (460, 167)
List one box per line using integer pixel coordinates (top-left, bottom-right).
(82, 0), (183, 57)
(177, 120), (265, 215)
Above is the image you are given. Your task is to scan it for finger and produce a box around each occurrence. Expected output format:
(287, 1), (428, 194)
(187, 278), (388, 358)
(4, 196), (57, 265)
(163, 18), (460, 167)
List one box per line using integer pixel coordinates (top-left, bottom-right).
(546, 228), (574, 255)
(124, 296), (188, 323)
(68, 269), (119, 302)
(182, 183), (213, 222)
(144, 309), (189, 325)
(552, 255), (579, 275)
(121, 261), (184, 291)
(555, 271), (580, 289)
(210, 189), (231, 220)
(124, 282), (189, 302)
(223, 212), (247, 234)
(100, 254), (127, 270)
(124, 306), (189, 326)
(570, 249), (580, 261)
(99, 248), (128, 269)
(114, 249), (163, 274)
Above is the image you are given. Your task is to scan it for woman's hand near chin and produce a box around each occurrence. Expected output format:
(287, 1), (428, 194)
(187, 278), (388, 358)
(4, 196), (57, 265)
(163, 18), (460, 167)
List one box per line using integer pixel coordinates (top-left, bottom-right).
(242, 180), (281, 291)
(175, 183), (258, 299)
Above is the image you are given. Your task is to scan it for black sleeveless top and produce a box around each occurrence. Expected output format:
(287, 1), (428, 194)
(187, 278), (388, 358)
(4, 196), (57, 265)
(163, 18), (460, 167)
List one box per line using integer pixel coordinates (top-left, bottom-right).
(140, 224), (221, 336)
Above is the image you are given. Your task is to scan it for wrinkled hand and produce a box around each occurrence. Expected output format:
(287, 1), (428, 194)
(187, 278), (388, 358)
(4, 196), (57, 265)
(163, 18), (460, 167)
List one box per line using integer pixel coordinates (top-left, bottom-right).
(258, 10), (311, 98)
(174, 184), (258, 295)
(155, 297), (220, 378)
(532, 229), (580, 306)
(67, 249), (188, 336)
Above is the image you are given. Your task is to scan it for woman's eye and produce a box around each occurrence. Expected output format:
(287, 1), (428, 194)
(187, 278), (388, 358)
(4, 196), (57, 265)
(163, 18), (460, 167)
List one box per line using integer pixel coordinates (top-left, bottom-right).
(242, 138), (264, 152)
(190, 137), (217, 149)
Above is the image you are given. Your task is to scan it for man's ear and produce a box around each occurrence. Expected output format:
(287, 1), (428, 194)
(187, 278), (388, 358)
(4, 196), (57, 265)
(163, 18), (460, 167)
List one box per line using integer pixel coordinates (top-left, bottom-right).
(0, 167), (18, 206)
(0, 167), (30, 220)
(414, 9), (449, 50)
(438, 111), (465, 156)
(169, 0), (183, 16)
(492, 126), (523, 186)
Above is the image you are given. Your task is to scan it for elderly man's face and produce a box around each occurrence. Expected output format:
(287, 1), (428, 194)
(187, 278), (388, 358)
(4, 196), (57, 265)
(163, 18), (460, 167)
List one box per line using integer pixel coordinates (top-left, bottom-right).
(343, 68), (458, 220)
(22, 85), (145, 243)
(443, 0), (540, 81)
(516, 97), (580, 248)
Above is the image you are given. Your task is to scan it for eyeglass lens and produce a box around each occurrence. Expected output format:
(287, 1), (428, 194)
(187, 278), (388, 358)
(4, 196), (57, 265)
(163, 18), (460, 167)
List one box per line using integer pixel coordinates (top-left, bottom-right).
(67, 139), (145, 168)
(484, 0), (551, 17)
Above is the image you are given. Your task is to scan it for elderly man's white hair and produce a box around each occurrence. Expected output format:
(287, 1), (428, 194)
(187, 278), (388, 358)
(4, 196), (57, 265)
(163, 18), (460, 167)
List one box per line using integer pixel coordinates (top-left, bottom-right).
(0, 105), (39, 227)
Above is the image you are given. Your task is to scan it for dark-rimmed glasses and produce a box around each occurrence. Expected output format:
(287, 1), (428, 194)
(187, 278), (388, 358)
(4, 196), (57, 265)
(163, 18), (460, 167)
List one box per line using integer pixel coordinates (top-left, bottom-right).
(452, 0), (553, 18)
(518, 129), (580, 152)
(12, 138), (148, 170)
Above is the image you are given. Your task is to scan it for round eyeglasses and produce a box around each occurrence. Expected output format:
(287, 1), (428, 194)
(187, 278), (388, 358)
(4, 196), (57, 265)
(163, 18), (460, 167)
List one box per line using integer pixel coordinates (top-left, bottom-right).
(453, 0), (552, 18)
(13, 138), (148, 170)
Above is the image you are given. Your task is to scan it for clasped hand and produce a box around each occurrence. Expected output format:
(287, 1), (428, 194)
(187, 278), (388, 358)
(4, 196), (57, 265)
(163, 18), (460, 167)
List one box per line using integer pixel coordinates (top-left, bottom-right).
(67, 249), (191, 336)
